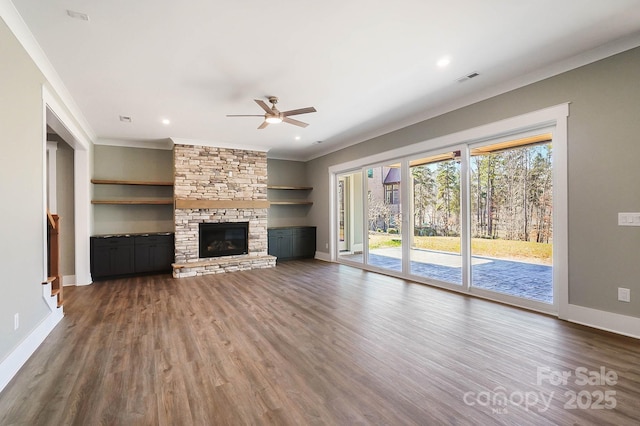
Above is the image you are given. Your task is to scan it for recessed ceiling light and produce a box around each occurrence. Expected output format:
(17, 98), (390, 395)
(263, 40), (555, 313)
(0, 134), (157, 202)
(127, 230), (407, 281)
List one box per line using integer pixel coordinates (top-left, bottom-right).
(294, 136), (301, 141)
(437, 57), (451, 68)
(119, 115), (132, 123)
(162, 119), (171, 125)
(66, 10), (89, 21)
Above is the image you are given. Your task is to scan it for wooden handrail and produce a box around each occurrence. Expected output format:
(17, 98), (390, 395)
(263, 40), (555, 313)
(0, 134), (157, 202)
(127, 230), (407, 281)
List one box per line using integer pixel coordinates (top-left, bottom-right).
(46, 211), (63, 307)
(47, 210), (57, 229)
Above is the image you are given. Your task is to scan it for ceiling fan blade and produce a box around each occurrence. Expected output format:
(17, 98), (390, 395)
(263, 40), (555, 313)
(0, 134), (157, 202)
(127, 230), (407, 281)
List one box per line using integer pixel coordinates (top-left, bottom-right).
(281, 107), (316, 116)
(258, 121), (269, 129)
(283, 117), (309, 128)
(254, 99), (273, 114)
(226, 114), (264, 117)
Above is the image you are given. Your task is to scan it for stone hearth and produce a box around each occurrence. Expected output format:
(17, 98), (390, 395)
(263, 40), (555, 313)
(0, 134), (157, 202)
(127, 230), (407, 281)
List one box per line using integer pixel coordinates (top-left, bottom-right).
(172, 144), (275, 278)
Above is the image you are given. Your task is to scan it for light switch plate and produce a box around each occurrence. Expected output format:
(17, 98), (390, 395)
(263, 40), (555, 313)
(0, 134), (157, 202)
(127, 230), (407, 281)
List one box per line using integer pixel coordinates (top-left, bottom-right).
(618, 213), (640, 226)
(618, 287), (631, 302)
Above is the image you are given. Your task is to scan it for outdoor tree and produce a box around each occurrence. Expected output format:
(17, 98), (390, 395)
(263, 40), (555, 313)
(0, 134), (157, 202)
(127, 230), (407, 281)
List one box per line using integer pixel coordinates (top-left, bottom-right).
(412, 166), (435, 229)
(435, 160), (460, 236)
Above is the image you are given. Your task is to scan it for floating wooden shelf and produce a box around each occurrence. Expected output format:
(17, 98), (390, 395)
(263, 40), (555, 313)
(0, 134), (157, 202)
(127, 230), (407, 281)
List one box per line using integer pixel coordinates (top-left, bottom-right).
(267, 185), (313, 190)
(270, 201), (314, 205)
(92, 179), (173, 186)
(92, 199), (174, 205)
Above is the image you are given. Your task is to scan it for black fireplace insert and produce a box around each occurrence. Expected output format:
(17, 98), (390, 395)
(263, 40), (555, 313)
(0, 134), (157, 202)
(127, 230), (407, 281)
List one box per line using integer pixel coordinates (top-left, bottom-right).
(199, 222), (248, 258)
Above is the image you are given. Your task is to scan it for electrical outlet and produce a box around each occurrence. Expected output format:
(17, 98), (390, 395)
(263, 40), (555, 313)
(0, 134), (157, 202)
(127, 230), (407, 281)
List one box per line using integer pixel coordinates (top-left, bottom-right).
(325, 243), (329, 249)
(618, 287), (631, 303)
(14, 313), (19, 330)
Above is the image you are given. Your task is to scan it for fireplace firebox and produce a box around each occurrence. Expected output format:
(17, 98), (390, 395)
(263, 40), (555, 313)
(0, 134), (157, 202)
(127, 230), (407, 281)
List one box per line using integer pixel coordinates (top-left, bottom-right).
(199, 222), (248, 258)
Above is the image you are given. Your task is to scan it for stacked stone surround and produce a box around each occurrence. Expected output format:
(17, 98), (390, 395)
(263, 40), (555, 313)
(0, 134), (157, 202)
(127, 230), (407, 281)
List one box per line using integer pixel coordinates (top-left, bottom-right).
(173, 144), (275, 278)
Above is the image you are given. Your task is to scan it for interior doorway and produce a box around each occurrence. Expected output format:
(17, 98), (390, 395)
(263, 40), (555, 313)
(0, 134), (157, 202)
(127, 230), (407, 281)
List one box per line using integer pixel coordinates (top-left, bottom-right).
(43, 88), (92, 286)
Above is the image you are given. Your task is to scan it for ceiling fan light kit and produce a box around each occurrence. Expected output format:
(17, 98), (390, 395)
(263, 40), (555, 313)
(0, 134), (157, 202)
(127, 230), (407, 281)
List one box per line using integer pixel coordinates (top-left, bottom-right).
(265, 116), (283, 124)
(227, 96), (317, 129)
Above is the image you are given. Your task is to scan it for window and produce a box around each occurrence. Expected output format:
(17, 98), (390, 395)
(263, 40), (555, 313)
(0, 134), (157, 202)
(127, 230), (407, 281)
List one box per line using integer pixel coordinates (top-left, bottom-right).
(384, 183), (399, 205)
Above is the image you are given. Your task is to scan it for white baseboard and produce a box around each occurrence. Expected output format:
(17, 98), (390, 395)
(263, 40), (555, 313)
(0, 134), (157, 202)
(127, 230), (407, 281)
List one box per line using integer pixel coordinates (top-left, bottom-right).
(566, 304), (640, 339)
(0, 309), (64, 393)
(62, 275), (76, 286)
(314, 251), (331, 262)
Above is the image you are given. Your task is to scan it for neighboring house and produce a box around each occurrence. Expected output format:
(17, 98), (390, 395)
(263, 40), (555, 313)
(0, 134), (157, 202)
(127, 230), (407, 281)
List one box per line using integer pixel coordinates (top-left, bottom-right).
(367, 166), (401, 232)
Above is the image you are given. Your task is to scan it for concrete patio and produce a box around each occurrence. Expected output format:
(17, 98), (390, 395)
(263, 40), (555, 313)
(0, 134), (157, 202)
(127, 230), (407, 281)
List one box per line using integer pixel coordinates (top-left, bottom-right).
(340, 247), (553, 303)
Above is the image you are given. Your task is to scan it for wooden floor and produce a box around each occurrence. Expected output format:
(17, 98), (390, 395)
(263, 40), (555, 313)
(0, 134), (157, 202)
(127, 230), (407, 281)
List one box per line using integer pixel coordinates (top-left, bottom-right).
(1, 260), (638, 425)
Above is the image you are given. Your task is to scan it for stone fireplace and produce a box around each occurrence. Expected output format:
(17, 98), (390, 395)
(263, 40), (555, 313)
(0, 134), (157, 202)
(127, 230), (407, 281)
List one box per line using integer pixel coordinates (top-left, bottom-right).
(172, 144), (276, 278)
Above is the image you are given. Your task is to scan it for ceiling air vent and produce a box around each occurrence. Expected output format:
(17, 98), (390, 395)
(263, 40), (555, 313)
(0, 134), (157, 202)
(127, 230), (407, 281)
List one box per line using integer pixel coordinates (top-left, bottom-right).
(119, 115), (132, 123)
(457, 72), (480, 83)
(66, 10), (89, 21)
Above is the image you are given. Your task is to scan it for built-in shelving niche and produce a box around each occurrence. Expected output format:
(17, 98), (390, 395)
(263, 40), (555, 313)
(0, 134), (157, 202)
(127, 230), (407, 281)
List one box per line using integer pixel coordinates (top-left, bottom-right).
(267, 185), (313, 205)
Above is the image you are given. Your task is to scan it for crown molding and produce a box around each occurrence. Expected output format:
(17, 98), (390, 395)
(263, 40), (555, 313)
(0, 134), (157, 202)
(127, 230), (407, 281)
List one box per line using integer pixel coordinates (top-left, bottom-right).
(1, 0), (96, 143)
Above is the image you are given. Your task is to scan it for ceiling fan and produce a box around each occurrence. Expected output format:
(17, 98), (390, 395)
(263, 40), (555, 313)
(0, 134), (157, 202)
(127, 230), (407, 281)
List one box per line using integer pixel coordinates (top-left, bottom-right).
(227, 96), (316, 129)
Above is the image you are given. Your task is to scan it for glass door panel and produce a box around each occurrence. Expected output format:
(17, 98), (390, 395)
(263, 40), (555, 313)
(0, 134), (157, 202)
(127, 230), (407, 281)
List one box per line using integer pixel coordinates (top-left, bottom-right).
(470, 135), (553, 303)
(366, 164), (402, 272)
(409, 152), (462, 285)
(337, 172), (364, 263)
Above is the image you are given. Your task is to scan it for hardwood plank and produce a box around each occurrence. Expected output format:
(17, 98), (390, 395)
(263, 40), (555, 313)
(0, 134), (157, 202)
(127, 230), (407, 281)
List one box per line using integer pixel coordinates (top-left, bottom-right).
(0, 261), (638, 425)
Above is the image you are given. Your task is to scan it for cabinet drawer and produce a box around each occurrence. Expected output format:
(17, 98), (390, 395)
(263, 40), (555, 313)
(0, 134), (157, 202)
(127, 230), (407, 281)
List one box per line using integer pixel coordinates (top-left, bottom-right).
(91, 236), (133, 247)
(293, 227), (315, 237)
(268, 229), (293, 238)
(134, 234), (173, 245)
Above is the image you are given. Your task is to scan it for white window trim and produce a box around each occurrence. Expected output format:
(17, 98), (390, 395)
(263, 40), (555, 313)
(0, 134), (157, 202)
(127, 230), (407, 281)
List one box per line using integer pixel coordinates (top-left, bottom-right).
(329, 103), (569, 317)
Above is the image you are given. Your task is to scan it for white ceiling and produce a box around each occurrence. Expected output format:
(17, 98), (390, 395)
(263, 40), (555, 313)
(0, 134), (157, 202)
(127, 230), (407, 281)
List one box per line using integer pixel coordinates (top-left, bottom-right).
(11, 0), (640, 160)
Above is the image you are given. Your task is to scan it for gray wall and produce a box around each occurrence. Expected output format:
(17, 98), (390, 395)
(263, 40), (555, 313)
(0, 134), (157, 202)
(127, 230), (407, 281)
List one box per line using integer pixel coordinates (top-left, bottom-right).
(56, 140), (75, 279)
(92, 145), (173, 235)
(0, 18), (51, 361)
(267, 159), (312, 228)
(307, 47), (640, 318)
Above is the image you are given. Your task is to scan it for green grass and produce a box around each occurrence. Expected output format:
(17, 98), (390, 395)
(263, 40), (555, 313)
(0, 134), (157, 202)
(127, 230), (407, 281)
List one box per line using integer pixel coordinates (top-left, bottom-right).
(368, 234), (552, 264)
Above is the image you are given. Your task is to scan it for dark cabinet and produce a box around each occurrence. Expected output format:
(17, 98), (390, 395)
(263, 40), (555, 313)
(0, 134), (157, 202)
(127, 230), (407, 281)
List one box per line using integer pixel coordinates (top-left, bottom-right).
(268, 228), (294, 259)
(91, 233), (174, 279)
(293, 227), (316, 258)
(268, 227), (316, 261)
(91, 236), (135, 278)
(134, 234), (174, 273)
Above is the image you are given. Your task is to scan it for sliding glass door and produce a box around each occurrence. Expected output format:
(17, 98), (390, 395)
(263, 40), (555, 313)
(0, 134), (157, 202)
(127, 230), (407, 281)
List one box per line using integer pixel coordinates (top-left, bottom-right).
(337, 171), (364, 264)
(333, 125), (558, 312)
(365, 163), (403, 273)
(409, 152), (463, 285)
(469, 134), (553, 304)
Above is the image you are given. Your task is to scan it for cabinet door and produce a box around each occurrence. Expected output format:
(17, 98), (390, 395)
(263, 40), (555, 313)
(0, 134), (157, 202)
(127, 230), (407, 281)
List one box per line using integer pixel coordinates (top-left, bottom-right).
(111, 244), (135, 275)
(152, 240), (174, 272)
(134, 235), (174, 273)
(134, 242), (155, 273)
(91, 236), (135, 278)
(268, 229), (293, 259)
(293, 227), (316, 258)
(91, 244), (112, 278)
